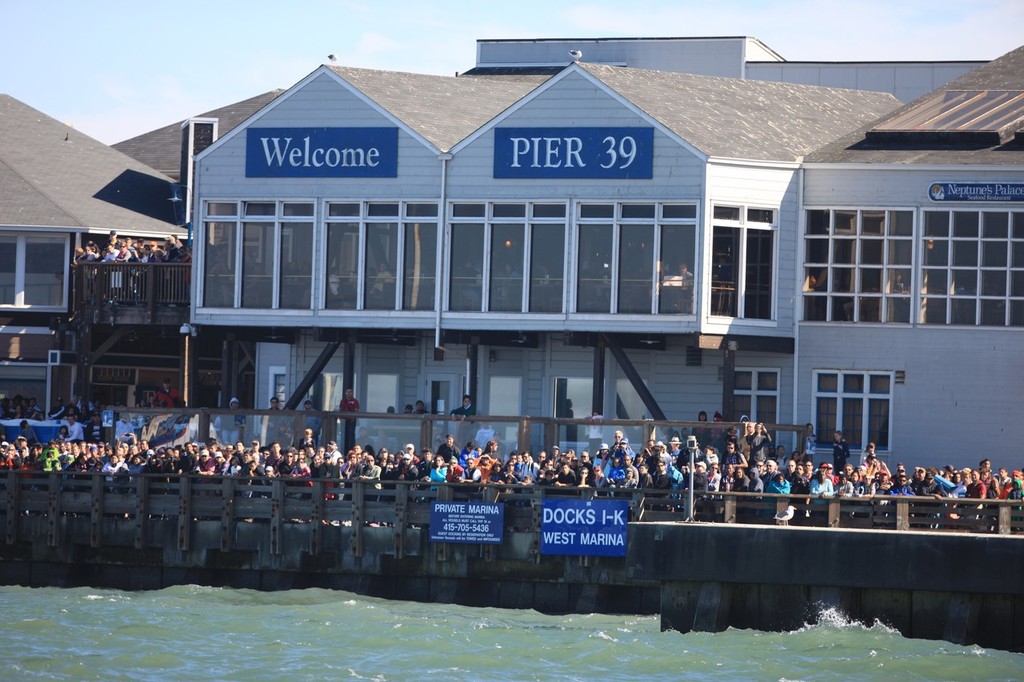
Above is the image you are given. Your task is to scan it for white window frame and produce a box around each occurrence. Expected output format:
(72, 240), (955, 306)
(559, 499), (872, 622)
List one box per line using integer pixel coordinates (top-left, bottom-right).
(812, 369), (894, 452)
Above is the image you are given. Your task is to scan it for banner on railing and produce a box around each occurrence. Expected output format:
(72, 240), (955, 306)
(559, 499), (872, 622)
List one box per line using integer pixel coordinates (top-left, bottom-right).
(540, 499), (628, 557)
(429, 501), (504, 544)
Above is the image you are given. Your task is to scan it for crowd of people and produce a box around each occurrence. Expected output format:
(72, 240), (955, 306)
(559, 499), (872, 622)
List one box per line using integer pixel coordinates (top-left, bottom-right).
(2, 393), (1021, 506)
(73, 231), (190, 264)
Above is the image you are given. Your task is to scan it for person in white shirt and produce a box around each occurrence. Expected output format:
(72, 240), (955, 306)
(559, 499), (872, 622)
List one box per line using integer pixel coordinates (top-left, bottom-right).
(63, 413), (85, 442)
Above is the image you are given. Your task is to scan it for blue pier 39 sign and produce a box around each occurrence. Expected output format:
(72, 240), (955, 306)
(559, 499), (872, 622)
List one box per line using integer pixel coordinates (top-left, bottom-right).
(540, 499), (629, 557)
(246, 127), (398, 178)
(493, 127), (654, 179)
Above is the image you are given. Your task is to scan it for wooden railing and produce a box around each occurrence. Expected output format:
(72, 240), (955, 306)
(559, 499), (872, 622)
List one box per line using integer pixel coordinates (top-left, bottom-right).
(74, 262), (190, 323)
(3, 472), (1021, 559)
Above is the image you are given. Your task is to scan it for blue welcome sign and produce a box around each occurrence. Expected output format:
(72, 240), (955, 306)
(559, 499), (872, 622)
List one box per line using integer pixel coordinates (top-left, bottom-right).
(246, 127), (398, 178)
(540, 498), (628, 557)
(494, 127), (654, 179)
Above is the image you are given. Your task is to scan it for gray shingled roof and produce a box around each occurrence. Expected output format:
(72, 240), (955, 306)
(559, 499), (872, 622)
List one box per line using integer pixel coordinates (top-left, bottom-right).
(579, 63), (901, 162)
(0, 95), (182, 233)
(328, 66), (551, 152)
(113, 90), (285, 179)
(806, 44), (1024, 165)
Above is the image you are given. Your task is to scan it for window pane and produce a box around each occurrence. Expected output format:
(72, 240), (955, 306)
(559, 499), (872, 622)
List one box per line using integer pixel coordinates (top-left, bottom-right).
(241, 222), (275, 308)
(207, 202), (237, 217)
(921, 269), (947, 295)
(861, 240), (883, 265)
(364, 223), (397, 310)
(953, 211), (979, 238)
(0, 236), (16, 304)
(580, 204), (613, 219)
(806, 210), (830, 235)
(981, 270), (1006, 297)
(817, 374), (838, 392)
(713, 205), (740, 221)
(833, 240), (855, 265)
(367, 203), (398, 217)
(577, 224), (612, 313)
(662, 204), (696, 219)
(951, 298), (976, 325)
(888, 240), (912, 265)
(924, 211), (949, 237)
(328, 203), (359, 217)
(406, 203), (438, 218)
(844, 374), (863, 393)
(834, 211), (856, 234)
(282, 203), (313, 217)
(492, 204), (525, 218)
(831, 296), (853, 321)
(921, 297), (947, 324)
(860, 268), (882, 293)
(747, 208), (774, 224)
(533, 204), (566, 218)
(980, 299), (1006, 326)
(450, 224), (484, 311)
(983, 212), (1009, 238)
(859, 297), (880, 322)
(982, 241), (1007, 268)
(244, 202), (275, 217)
(659, 225), (695, 314)
(489, 224), (524, 312)
(889, 211), (913, 236)
(621, 204), (655, 219)
(951, 269), (976, 295)
(203, 223), (236, 307)
(25, 238), (66, 306)
(842, 399), (863, 450)
(403, 222), (437, 311)
(325, 222), (359, 310)
(868, 398), (890, 449)
(279, 222), (312, 309)
(804, 296), (827, 321)
(529, 224), (565, 313)
(618, 224), (653, 313)
(869, 375), (890, 393)
(952, 241), (978, 267)
(734, 371), (752, 390)
(816, 397), (837, 442)
(711, 226), (739, 316)
(757, 372), (778, 391)
(861, 211), (884, 235)
(756, 396), (777, 423)
(744, 229), (773, 319)
(805, 238), (829, 263)
(452, 204), (484, 218)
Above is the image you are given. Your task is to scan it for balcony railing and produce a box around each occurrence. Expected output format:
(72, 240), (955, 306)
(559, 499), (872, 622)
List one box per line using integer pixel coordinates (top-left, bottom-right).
(74, 262), (190, 324)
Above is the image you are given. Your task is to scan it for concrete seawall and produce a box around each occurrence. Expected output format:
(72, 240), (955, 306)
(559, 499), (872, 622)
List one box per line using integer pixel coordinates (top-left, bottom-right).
(1, 514), (1021, 651)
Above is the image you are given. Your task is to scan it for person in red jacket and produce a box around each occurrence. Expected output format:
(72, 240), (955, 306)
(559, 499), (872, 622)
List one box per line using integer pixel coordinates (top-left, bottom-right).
(152, 378), (182, 408)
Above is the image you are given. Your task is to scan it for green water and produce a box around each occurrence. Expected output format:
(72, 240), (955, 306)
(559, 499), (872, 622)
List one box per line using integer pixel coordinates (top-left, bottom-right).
(0, 585), (1018, 681)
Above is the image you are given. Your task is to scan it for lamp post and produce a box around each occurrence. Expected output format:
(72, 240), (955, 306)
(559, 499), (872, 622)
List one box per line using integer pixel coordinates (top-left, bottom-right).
(179, 324), (196, 406)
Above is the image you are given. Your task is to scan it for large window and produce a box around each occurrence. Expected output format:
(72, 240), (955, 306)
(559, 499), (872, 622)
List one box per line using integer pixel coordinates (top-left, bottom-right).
(0, 234), (67, 308)
(576, 203), (697, 314)
(813, 370), (892, 451)
(710, 205), (775, 319)
(734, 369), (779, 423)
(803, 209), (913, 323)
(327, 202), (438, 311)
(920, 210), (1024, 326)
(203, 200), (438, 311)
(449, 203), (566, 313)
(201, 200), (314, 309)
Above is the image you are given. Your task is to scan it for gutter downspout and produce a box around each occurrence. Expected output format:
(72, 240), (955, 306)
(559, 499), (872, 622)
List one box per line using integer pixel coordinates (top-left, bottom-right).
(435, 153), (451, 352)
(792, 165), (804, 432)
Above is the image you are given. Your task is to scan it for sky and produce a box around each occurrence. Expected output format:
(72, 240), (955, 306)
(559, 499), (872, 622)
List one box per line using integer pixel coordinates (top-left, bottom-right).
(3, 0), (1022, 145)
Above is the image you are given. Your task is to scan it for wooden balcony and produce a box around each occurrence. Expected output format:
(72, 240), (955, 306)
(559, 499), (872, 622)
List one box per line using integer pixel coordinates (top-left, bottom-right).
(74, 262), (190, 326)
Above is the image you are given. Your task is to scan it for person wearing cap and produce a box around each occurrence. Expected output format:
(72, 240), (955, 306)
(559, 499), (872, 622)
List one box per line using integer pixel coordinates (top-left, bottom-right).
(214, 397), (243, 445)
(152, 378), (182, 409)
(831, 430), (850, 472)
